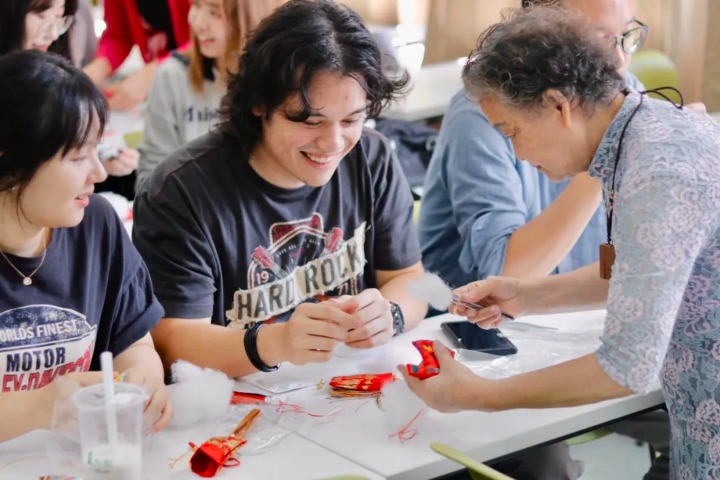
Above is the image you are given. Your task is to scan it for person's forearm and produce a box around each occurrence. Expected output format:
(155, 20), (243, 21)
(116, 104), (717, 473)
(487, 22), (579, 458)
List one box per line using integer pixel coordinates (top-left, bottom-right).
(379, 269), (428, 331)
(464, 353), (632, 411)
(152, 318), (276, 378)
(522, 262), (608, 315)
(114, 335), (164, 381)
(0, 389), (51, 442)
(502, 173), (602, 278)
(83, 57), (112, 85)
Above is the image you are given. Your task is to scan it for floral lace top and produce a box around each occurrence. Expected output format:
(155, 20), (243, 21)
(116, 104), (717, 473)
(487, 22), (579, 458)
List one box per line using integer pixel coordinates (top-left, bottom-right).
(590, 90), (720, 478)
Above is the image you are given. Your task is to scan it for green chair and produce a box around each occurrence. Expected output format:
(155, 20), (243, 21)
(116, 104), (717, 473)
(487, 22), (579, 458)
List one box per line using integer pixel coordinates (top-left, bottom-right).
(628, 50), (682, 103)
(319, 476), (370, 480)
(123, 131), (144, 150)
(413, 199), (422, 225)
(430, 442), (515, 480)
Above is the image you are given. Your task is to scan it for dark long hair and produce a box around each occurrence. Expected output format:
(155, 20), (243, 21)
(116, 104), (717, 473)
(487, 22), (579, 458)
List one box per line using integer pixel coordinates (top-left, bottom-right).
(0, 0), (78, 56)
(218, 0), (408, 157)
(136, 0), (177, 50)
(0, 51), (107, 198)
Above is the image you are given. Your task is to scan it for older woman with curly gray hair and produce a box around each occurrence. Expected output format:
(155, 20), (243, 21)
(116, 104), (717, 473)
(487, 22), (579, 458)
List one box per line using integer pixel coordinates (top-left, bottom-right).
(404, 5), (720, 478)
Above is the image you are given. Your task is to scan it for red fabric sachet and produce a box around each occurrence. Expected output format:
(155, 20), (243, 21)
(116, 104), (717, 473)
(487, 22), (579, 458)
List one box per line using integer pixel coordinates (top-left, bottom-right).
(406, 340), (455, 379)
(329, 372), (395, 391)
(328, 372), (395, 398)
(189, 408), (261, 477)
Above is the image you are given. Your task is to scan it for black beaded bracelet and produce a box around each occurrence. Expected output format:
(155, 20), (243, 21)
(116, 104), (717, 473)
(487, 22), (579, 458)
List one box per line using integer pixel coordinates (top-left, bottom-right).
(244, 323), (279, 372)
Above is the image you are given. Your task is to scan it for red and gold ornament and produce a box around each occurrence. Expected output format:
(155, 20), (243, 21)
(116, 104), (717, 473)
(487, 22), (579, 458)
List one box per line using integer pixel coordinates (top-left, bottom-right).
(189, 408), (261, 477)
(328, 372), (395, 398)
(406, 340), (454, 379)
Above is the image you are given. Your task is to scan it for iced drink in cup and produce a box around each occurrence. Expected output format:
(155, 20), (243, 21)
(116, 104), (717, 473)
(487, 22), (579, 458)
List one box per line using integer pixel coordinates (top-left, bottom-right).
(72, 382), (146, 479)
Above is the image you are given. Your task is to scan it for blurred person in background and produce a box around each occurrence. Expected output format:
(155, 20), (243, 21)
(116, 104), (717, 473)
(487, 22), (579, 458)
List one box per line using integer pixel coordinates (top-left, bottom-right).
(136, 0), (283, 190)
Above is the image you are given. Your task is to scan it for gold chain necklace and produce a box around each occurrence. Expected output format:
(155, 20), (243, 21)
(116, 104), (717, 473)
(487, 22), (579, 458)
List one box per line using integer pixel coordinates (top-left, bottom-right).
(0, 229), (48, 286)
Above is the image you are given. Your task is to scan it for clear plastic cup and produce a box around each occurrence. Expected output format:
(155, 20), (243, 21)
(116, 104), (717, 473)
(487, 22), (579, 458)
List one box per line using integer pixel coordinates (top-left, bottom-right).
(71, 382), (147, 479)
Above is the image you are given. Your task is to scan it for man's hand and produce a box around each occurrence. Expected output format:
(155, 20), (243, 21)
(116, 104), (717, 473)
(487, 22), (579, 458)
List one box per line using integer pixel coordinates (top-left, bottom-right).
(344, 289), (394, 348)
(279, 299), (358, 364)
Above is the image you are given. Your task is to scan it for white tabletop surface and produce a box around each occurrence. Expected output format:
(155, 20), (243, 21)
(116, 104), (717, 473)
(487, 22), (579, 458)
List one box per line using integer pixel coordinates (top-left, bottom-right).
(0, 428), (382, 480)
(1, 311), (664, 480)
(237, 310), (665, 480)
(382, 60), (464, 122)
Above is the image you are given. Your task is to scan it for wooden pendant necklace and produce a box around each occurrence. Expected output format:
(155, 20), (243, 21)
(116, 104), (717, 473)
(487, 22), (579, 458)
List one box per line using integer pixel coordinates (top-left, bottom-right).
(600, 90), (643, 280)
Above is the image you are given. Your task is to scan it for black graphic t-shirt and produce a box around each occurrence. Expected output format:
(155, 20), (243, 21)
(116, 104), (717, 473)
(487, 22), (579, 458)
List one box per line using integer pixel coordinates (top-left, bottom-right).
(134, 128), (420, 328)
(0, 196), (163, 392)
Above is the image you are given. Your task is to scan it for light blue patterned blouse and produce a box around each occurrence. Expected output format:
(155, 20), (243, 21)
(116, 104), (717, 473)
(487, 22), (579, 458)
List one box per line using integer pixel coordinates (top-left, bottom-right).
(590, 90), (720, 478)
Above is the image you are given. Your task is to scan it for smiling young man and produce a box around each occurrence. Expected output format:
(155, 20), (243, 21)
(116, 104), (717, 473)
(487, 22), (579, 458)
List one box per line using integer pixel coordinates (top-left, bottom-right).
(133, 0), (427, 378)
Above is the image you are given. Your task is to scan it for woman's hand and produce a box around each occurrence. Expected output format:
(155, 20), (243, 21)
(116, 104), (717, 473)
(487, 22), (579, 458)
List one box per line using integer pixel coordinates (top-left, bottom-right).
(102, 148), (139, 177)
(123, 366), (173, 433)
(106, 62), (158, 111)
(114, 334), (172, 432)
(400, 341), (493, 413)
(451, 276), (525, 329)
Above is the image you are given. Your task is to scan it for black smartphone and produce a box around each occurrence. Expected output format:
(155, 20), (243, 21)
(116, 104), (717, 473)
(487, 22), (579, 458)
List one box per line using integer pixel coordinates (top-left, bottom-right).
(441, 321), (518, 356)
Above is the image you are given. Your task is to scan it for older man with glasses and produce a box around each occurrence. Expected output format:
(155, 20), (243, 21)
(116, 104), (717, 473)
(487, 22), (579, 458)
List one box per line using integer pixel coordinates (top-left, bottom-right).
(418, 0), (669, 478)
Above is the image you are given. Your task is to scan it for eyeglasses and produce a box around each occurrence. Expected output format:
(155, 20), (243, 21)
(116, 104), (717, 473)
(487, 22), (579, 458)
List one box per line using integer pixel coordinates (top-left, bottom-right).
(32, 13), (75, 39)
(604, 18), (649, 55)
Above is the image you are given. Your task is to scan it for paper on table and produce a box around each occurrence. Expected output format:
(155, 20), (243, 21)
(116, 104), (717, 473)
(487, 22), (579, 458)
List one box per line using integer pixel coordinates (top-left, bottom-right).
(242, 371), (314, 395)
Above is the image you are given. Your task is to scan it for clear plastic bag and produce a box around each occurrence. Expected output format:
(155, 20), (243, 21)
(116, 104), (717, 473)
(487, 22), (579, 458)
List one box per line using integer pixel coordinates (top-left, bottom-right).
(470, 326), (603, 379)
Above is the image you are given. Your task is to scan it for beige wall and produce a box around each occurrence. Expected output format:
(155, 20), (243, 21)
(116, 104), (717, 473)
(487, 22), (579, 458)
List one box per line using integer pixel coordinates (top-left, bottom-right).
(339, 0), (431, 26)
(423, 0), (521, 65)
(631, 0), (709, 102)
(339, 0), (399, 25)
(702, 0), (720, 111)
(418, 0), (715, 104)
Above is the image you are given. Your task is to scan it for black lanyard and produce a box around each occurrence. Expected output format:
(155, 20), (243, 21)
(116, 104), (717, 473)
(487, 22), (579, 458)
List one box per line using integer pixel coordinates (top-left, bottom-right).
(605, 87), (685, 246)
(599, 86), (684, 280)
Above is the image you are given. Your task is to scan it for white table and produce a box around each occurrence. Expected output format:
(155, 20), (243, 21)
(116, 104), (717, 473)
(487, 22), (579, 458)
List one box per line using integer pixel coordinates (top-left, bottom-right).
(0, 429), (381, 479)
(240, 310), (664, 480)
(382, 60), (464, 122)
(1, 311), (664, 480)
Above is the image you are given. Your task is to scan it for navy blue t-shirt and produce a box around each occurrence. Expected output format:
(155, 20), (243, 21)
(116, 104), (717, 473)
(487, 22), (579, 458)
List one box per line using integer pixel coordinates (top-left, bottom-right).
(0, 196), (163, 393)
(133, 129), (420, 328)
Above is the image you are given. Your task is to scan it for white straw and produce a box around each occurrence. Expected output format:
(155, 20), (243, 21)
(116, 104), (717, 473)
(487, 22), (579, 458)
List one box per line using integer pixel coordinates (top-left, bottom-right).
(100, 351), (119, 444)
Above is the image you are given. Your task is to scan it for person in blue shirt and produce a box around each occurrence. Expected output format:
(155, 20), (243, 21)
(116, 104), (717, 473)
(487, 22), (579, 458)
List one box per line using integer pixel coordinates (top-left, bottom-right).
(419, 0), (645, 289)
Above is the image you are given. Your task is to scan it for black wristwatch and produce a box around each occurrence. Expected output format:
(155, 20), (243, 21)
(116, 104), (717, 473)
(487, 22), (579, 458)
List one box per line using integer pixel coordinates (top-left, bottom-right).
(390, 302), (405, 336)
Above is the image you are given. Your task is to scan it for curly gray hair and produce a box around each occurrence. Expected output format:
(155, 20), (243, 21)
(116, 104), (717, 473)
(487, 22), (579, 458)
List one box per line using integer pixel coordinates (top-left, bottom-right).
(462, 5), (624, 113)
